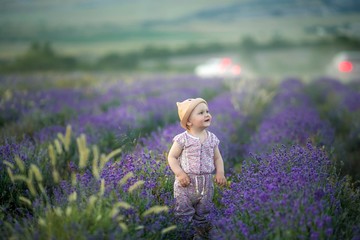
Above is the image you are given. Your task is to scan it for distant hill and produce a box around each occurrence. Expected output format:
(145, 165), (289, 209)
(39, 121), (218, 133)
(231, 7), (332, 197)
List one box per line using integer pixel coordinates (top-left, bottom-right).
(0, 0), (360, 58)
(142, 0), (360, 27)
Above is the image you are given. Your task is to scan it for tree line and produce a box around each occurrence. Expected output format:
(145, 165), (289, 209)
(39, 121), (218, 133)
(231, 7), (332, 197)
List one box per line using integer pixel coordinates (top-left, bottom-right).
(0, 34), (359, 73)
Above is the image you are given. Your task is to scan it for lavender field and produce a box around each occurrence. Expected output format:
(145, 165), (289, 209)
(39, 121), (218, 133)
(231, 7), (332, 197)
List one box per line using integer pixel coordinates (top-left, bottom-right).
(1, 73), (360, 239)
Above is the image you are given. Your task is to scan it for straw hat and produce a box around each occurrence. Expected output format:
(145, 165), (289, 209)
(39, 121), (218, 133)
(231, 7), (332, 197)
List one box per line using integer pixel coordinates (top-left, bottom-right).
(176, 98), (207, 129)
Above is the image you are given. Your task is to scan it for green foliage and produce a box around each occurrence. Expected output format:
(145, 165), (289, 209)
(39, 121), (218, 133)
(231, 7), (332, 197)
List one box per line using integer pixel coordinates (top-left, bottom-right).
(33, 107), (77, 128)
(141, 45), (172, 58)
(0, 108), (19, 128)
(100, 99), (122, 112)
(97, 52), (140, 70)
(0, 107), (77, 146)
(240, 35), (258, 48)
(3, 179), (175, 239)
(0, 167), (32, 221)
(1, 129), (176, 239)
(4, 42), (77, 72)
(174, 42), (226, 56)
(0, 139), (50, 222)
(2, 35), (360, 73)
(333, 175), (360, 238)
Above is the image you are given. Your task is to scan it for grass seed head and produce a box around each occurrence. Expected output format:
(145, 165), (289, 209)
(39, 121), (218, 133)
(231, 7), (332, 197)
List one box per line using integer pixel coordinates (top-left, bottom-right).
(118, 172), (134, 186)
(68, 191), (77, 202)
(161, 225), (177, 235)
(7, 168), (14, 183)
(52, 170), (60, 183)
(38, 218), (46, 227)
(66, 206), (72, 216)
(48, 144), (56, 167)
(128, 180), (145, 193)
(3, 160), (15, 169)
(30, 164), (43, 182)
(14, 155), (25, 173)
(142, 205), (169, 217)
(114, 201), (133, 210)
(64, 125), (72, 152)
(119, 222), (128, 232)
(99, 179), (105, 196)
(19, 196), (32, 206)
(54, 139), (63, 155)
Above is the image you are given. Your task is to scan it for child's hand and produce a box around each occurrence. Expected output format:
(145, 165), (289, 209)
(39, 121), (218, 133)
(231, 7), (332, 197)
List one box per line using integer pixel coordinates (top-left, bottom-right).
(177, 172), (191, 187)
(215, 173), (227, 187)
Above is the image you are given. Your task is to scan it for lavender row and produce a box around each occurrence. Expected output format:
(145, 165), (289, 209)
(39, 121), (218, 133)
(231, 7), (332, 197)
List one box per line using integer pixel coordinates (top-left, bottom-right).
(307, 78), (360, 112)
(305, 77), (360, 181)
(0, 76), (210, 168)
(213, 78), (359, 239)
(246, 78), (335, 155)
(1, 75), (223, 145)
(33, 76), (224, 145)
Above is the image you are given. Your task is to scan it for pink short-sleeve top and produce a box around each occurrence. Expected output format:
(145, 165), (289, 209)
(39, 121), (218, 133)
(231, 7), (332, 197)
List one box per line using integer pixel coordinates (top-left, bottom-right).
(173, 131), (220, 175)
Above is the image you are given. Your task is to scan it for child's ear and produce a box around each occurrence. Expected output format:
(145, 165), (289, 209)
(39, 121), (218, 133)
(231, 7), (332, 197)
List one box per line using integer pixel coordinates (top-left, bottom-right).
(186, 121), (192, 128)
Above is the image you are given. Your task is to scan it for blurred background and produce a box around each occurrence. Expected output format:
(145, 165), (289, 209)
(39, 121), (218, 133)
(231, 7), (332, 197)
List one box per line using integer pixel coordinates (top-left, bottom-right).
(1, 0), (360, 79)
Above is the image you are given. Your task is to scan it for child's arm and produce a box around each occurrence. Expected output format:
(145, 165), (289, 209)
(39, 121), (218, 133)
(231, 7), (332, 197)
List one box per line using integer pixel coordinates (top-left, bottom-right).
(214, 146), (227, 186)
(168, 142), (191, 187)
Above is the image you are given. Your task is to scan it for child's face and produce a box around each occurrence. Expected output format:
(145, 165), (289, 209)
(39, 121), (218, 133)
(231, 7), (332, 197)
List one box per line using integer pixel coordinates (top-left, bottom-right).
(187, 103), (212, 130)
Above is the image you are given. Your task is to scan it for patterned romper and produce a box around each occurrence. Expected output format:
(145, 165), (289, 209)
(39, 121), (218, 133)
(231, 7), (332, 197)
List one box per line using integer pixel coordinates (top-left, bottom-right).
(173, 130), (220, 226)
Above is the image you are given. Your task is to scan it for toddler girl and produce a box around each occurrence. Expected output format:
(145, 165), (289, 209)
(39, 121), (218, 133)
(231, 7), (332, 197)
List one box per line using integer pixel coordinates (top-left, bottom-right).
(168, 98), (227, 239)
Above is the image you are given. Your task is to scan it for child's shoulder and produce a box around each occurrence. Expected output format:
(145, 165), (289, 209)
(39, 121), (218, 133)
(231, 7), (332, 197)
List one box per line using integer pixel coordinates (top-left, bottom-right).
(207, 131), (220, 143)
(173, 131), (187, 141)
(173, 131), (188, 147)
(207, 130), (217, 138)
(174, 131), (187, 138)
